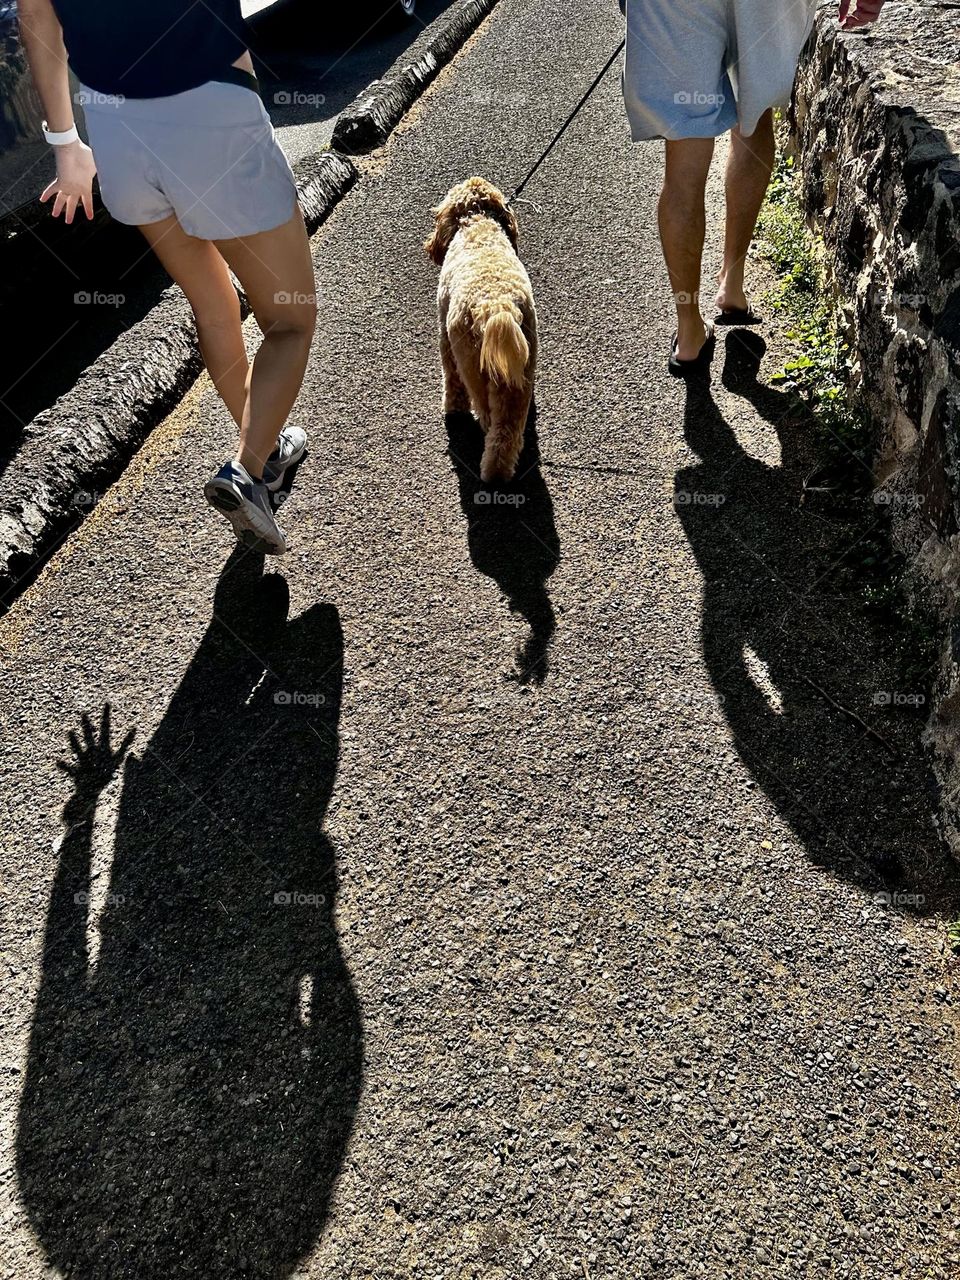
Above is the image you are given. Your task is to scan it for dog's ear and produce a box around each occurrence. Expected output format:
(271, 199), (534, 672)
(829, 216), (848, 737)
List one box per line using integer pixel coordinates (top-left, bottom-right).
(424, 202), (456, 266)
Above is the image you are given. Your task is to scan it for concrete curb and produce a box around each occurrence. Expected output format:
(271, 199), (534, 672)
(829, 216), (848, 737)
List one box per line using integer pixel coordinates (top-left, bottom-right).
(331, 0), (502, 153)
(295, 151), (359, 235)
(0, 151), (357, 605)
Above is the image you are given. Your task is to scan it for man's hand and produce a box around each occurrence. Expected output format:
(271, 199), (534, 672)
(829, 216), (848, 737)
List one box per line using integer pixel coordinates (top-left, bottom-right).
(40, 139), (97, 222)
(839, 0), (888, 29)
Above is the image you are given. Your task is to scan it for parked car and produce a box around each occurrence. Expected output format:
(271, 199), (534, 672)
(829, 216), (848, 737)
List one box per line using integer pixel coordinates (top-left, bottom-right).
(0, 0), (416, 232)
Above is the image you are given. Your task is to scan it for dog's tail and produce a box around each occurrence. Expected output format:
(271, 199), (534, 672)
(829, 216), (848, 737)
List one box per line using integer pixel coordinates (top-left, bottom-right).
(479, 306), (530, 388)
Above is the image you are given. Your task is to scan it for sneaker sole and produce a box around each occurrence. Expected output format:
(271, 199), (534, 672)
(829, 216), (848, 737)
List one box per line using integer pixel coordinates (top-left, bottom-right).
(204, 479), (287, 555)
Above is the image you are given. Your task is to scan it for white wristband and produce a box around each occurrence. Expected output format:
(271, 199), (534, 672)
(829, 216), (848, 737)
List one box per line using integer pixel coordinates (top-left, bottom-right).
(43, 121), (80, 146)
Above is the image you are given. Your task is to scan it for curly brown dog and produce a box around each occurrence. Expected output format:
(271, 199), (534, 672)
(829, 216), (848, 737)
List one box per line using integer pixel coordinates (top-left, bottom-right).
(425, 177), (538, 484)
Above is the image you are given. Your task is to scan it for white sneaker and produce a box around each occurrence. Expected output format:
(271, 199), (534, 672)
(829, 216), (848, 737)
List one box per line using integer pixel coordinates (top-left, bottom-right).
(263, 425), (308, 510)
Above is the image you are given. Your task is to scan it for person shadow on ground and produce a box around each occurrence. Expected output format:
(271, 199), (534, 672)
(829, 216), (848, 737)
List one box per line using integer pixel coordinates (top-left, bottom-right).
(446, 403), (560, 685)
(675, 332), (960, 912)
(17, 550), (363, 1279)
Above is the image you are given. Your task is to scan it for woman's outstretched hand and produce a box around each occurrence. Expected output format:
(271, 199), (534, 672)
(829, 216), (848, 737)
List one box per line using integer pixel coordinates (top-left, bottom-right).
(40, 140), (97, 222)
(839, 0), (887, 29)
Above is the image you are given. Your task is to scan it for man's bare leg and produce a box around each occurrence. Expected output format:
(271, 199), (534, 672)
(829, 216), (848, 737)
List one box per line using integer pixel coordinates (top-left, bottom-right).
(659, 137), (715, 361)
(717, 109), (775, 314)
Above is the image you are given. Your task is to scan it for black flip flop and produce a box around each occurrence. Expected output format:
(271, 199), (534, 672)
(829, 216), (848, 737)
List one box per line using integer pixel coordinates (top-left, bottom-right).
(714, 305), (762, 327)
(668, 327), (716, 378)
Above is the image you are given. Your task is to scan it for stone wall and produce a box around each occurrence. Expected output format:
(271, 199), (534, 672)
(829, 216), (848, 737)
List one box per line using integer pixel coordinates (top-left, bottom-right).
(790, 0), (960, 857)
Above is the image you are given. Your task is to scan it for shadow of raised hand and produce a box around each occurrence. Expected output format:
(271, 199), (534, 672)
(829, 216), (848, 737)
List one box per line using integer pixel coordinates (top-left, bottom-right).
(57, 704), (135, 826)
(18, 550), (363, 1279)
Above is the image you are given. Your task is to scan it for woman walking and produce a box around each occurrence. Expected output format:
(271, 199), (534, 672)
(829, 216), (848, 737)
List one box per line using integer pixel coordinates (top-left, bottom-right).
(19, 0), (316, 554)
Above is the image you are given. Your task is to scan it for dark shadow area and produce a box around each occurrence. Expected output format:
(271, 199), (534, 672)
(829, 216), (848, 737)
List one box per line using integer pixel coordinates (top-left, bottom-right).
(446, 404), (560, 685)
(17, 549), (363, 1278)
(0, 216), (170, 468)
(247, 0), (453, 131)
(676, 331), (960, 914)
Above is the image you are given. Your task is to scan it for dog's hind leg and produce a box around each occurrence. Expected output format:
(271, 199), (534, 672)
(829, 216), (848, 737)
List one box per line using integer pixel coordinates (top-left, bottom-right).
(480, 381), (533, 484)
(440, 330), (471, 416)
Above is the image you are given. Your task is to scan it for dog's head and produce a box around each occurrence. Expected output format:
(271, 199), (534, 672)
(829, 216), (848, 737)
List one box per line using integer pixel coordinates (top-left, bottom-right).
(424, 176), (519, 266)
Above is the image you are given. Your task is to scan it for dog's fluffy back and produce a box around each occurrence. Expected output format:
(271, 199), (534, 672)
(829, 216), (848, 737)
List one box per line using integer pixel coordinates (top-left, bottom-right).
(439, 215), (534, 386)
(427, 178), (538, 483)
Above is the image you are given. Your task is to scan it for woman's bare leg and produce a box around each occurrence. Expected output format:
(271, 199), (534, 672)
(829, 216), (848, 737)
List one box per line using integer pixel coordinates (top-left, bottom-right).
(138, 215), (249, 426)
(215, 210), (316, 479)
(139, 209), (316, 480)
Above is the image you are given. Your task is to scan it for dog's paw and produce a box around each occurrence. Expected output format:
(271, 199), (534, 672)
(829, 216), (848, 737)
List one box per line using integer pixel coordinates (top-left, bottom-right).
(479, 461), (517, 487)
(480, 440), (521, 486)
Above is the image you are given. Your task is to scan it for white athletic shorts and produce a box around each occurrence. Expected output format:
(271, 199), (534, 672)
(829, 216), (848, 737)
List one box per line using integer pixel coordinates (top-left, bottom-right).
(623, 0), (818, 141)
(78, 79), (298, 240)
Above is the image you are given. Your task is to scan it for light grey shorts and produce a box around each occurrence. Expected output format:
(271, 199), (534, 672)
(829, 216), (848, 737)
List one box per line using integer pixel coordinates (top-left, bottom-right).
(79, 80), (298, 240)
(623, 0), (817, 141)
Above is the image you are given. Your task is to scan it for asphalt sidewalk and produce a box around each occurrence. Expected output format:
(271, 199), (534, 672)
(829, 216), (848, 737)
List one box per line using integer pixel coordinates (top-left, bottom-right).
(2, 0), (959, 1277)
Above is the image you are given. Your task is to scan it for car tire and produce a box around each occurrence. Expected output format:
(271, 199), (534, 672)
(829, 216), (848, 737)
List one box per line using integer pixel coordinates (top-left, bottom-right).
(382, 0), (416, 24)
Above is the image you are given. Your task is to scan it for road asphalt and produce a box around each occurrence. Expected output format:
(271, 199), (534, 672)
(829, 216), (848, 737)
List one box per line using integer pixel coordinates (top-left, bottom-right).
(2, 1), (960, 1277)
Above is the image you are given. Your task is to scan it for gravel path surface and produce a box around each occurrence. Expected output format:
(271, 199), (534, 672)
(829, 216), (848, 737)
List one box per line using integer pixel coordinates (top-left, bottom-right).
(2, 2), (960, 1277)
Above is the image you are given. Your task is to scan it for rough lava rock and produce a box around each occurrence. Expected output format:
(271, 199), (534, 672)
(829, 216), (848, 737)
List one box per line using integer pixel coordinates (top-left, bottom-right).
(791, 0), (960, 858)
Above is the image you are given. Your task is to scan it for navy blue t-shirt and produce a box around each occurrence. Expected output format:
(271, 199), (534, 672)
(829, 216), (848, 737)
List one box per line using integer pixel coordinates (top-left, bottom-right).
(50, 0), (250, 98)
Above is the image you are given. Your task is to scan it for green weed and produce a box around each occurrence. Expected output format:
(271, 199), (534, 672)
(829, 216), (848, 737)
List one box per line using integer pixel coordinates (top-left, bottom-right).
(756, 153), (875, 478)
(756, 143), (938, 701)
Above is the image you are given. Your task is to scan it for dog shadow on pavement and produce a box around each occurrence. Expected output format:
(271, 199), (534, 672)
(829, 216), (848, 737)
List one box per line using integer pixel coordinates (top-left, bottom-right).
(446, 403), (561, 685)
(17, 549), (363, 1279)
(674, 332), (960, 912)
